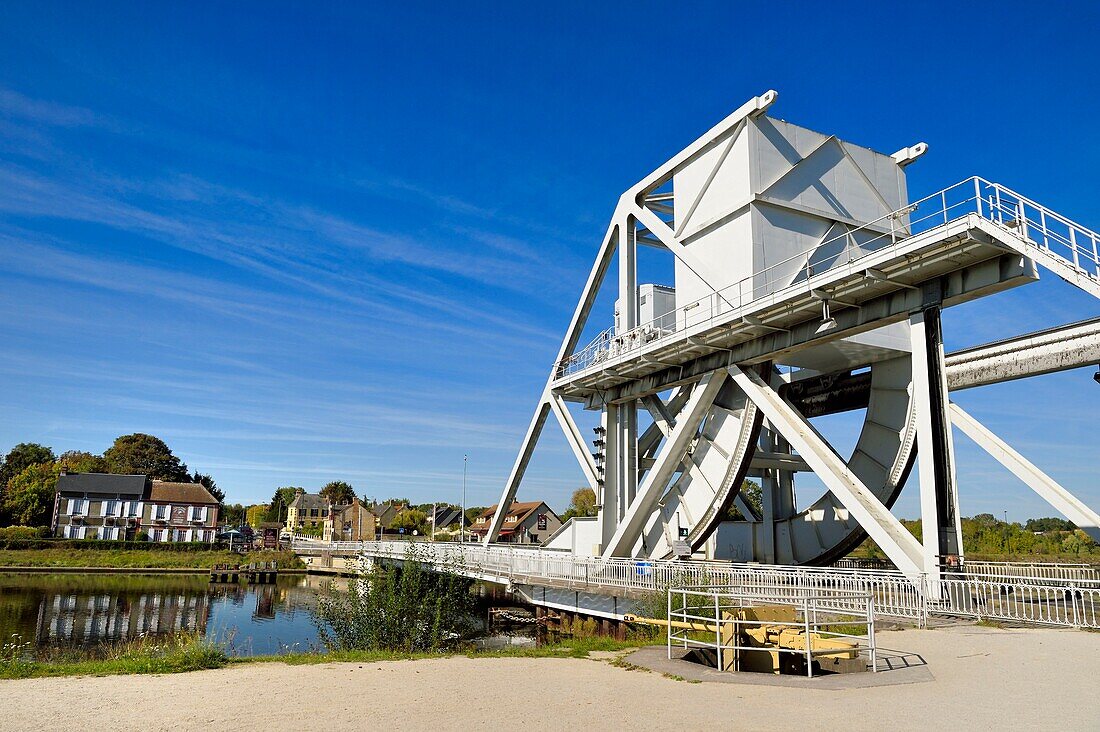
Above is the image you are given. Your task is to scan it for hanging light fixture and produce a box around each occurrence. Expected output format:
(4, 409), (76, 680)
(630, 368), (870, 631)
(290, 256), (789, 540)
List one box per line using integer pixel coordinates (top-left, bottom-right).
(815, 298), (837, 333)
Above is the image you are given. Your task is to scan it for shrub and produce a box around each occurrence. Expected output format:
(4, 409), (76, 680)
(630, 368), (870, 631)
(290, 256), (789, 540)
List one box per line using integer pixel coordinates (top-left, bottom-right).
(315, 544), (475, 653)
(0, 526), (48, 540)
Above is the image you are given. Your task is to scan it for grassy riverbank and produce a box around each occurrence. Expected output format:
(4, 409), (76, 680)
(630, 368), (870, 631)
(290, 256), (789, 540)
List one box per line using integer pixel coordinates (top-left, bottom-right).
(0, 634), (643, 680)
(1, 634), (230, 679)
(0, 548), (303, 570)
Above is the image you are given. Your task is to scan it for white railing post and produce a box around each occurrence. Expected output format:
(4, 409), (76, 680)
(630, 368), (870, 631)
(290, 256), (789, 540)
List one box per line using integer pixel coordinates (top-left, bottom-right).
(804, 595), (813, 678)
(667, 588), (673, 660)
(714, 592), (723, 672)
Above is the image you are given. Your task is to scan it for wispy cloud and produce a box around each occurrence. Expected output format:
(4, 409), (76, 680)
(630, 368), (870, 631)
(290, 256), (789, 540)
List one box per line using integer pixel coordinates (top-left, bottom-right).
(0, 86), (117, 130)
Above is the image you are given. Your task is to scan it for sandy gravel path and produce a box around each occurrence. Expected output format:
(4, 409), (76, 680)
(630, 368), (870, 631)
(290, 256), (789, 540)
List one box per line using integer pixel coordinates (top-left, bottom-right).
(1, 625), (1097, 731)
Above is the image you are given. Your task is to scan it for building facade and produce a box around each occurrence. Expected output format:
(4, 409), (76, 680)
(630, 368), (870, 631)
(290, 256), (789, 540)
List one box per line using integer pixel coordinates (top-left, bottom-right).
(53, 473), (150, 540)
(470, 501), (562, 545)
(323, 498), (377, 542)
(143, 481), (220, 543)
(53, 473), (219, 542)
(286, 489), (329, 533)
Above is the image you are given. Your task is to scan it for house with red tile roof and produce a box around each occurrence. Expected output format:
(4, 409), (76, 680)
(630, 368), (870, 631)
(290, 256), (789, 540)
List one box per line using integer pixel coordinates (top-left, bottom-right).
(469, 500), (561, 545)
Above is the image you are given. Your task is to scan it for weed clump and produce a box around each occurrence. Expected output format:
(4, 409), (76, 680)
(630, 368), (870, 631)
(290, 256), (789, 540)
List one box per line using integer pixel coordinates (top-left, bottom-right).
(314, 544), (476, 654)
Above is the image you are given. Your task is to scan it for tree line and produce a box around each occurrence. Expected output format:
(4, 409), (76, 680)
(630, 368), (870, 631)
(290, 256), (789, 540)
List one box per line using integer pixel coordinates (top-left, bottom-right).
(855, 513), (1097, 560)
(0, 434), (222, 528)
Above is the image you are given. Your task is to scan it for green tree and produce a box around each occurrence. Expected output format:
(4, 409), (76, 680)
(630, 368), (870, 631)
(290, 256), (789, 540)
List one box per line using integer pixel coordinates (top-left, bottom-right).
(0, 443), (56, 487)
(222, 503), (246, 525)
(245, 504), (268, 527)
(4, 462), (60, 526)
(103, 434), (188, 481)
(0, 443), (56, 524)
(320, 480), (356, 505)
(268, 487), (302, 522)
(190, 471), (225, 503)
(561, 487), (597, 521)
(58, 450), (107, 473)
(464, 506), (487, 528)
(391, 509), (428, 535)
(1026, 517), (1076, 533)
(726, 480), (763, 520)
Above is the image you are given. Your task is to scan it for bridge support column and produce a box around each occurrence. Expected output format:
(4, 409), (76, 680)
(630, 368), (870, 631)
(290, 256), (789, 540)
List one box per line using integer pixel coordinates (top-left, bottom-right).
(910, 306), (964, 595)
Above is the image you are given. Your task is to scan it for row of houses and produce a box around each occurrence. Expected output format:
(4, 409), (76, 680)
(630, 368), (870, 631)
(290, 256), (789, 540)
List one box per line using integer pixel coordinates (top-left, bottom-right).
(52, 472), (219, 542)
(50, 472), (565, 547)
(287, 488), (562, 545)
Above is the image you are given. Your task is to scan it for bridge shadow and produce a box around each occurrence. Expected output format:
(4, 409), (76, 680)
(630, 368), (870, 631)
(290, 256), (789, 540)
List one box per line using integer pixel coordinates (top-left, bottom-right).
(873, 647), (927, 672)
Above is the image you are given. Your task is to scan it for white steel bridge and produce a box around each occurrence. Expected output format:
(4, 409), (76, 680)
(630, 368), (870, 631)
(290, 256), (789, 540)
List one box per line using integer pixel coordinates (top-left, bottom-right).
(482, 90), (1100, 594)
(295, 91), (1100, 636)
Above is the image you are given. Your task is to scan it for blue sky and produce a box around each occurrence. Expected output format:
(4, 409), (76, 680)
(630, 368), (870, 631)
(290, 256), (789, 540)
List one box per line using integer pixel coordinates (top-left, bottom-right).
(0, 2), (1098, 520)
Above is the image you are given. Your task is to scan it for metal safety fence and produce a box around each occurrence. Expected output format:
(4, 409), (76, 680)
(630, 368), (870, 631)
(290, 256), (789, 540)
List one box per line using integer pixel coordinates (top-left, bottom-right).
(667, 585), (877, 678)
(295, 540), (1100, 629)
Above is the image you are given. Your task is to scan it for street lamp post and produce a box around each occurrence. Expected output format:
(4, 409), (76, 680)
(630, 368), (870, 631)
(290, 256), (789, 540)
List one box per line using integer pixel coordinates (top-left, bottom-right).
(461, 454), (467, 544)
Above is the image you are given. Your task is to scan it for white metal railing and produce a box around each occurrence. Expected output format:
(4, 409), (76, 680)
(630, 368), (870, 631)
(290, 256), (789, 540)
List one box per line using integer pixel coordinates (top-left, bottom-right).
(291, 540), (1100, 629)
(935, 576), (1100, 628)
(956, 560), (1100, 585)
(556, 176), (1100, 379)
(667, 585), (876, 677)
(307, 540), (923, 619)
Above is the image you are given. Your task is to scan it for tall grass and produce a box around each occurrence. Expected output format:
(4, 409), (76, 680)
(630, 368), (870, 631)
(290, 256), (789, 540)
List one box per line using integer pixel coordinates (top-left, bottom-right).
(0, 632), (228, 679)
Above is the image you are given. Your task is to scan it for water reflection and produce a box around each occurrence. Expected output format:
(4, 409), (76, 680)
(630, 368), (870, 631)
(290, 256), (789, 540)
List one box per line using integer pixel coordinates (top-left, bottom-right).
(40, 591), (211, 645)
(0, 573), (335, 657)
(0, 573), (536, 659)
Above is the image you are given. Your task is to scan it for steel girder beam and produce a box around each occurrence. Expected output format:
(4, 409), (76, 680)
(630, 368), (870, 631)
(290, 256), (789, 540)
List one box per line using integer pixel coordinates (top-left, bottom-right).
(946, 316), (1100, 390)
(949, 403), (1100, 543)
(636, 387), (692, 476)
(548, 395), (599, 492)
(730, 366), (924, 577)
(485, 215), (622, 543)
(486, 397), (553, 543)
(751, 315), (1100, 422)
(910, 307), (964, 587)
(626, 90), (776, 199)
(602, 370), (728, 558)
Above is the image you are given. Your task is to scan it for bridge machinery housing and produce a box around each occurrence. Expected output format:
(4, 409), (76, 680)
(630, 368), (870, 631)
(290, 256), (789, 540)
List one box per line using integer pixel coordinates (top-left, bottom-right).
(485, 90), (1100, 590)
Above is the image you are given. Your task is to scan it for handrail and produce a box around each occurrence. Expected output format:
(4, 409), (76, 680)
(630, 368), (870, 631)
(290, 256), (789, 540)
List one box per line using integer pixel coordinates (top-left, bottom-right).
(305, 540), (1100, 629)
(556, 176), (1100, 379)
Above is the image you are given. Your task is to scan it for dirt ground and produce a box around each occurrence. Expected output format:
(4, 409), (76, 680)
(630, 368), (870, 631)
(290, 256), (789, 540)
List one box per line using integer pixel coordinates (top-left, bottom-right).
(1, 625), (1097, 731)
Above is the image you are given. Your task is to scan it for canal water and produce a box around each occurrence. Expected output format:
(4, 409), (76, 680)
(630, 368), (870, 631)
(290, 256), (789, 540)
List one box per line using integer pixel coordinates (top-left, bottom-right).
(0, 572), (534, 658)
